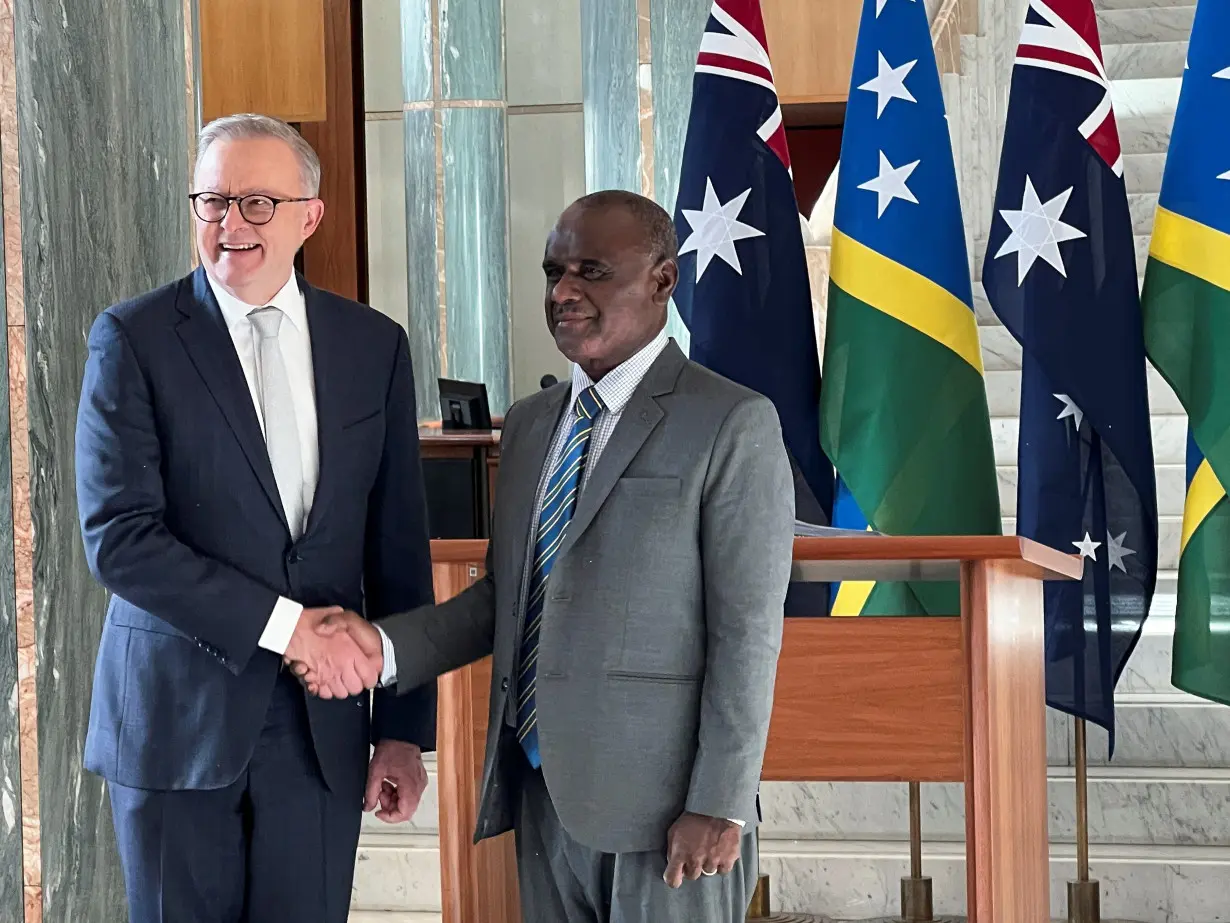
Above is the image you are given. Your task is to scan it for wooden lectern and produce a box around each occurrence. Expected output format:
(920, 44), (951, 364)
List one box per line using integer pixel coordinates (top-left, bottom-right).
(428, 535), (1081, 923)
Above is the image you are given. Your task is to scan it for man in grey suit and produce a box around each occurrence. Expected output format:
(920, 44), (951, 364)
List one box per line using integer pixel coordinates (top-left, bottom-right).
(291, 190), (795, 922)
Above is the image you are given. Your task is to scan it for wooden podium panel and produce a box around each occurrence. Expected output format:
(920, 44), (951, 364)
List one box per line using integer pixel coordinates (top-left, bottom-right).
(429, 536), (1080, 923)
(761, 617), (966, 782)
(431, 547), (520, 923)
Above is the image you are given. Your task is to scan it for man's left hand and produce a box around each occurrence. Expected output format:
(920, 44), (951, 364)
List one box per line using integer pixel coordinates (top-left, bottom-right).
(366, 740), (428, 824)
(663, 812), (741, 888)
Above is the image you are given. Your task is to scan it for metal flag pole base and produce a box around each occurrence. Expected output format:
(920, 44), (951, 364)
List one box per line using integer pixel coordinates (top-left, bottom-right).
(898, 781), (934, 922)
(1066, 718), (1101, 923)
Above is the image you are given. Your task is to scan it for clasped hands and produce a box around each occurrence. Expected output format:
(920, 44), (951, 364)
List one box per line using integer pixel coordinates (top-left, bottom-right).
(283, 606), (382, 699)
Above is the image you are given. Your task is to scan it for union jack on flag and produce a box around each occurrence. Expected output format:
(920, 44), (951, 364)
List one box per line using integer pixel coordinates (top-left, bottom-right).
(982, 0), (1158, 752)
(672, 0), (833, 527)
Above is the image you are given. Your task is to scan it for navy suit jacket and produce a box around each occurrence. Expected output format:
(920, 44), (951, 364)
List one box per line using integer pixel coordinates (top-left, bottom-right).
(76, 267), (436, 799)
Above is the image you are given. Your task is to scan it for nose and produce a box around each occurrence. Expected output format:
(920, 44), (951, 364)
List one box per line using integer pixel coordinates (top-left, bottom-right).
(551, 274), (583, 305)
(219, 201), (251, 232)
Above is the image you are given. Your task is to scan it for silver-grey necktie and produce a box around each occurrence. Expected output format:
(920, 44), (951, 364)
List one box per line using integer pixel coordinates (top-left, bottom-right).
(249, 306), (305, 538)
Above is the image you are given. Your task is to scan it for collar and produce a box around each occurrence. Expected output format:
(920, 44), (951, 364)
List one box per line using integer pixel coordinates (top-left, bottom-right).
(569, 325), (670, 415)
(206, 270), (307, 334)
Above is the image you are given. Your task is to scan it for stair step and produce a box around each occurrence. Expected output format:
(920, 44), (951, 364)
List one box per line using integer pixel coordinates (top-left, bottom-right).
(761, 770), (1230, 846)
(352, 832), (441, 913)
(1097, 5), (1196, 44)
(1095, 0), (1193, 10)
(1105, 39), (1187, 80)
(1124, 152), (1167, 195)
(758, 841), (1230, 921)
(1113, 78), (1182, 155)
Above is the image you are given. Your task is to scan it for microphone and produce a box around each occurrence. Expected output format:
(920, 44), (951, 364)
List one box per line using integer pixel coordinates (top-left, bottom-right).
(540, 374), (558, 389)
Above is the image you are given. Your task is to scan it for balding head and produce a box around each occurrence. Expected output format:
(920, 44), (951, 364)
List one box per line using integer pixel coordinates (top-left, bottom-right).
(567, 190), (679, 263)
(542, 190), (680, 381)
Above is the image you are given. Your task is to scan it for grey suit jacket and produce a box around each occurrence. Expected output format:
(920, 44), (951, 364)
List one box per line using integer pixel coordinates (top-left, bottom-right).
(380, 341), (795, 854)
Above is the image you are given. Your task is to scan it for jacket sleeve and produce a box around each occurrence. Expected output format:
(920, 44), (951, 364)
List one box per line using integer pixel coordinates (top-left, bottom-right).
(374, 397), (525, 693)
(365, 326), (440, 750)
(75, 310), (279, 675)
(684, 396), (794, 823)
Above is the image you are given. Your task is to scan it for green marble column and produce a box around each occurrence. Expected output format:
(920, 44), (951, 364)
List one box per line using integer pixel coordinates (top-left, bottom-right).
(580, 0), (703, 351)
(401, 0), (510, 420)
(8, 0), (194, 921)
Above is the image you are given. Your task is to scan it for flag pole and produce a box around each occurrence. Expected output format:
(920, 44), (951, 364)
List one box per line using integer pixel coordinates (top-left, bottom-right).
(899, 781), (933, 921)
(1067, 718), (1100, 922)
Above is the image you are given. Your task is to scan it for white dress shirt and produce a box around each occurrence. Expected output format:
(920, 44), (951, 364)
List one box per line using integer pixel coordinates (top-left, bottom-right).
(207, 272), (317, 654)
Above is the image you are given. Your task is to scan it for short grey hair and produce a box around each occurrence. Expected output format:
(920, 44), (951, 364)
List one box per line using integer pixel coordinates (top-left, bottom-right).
(194, 113), (322, 197)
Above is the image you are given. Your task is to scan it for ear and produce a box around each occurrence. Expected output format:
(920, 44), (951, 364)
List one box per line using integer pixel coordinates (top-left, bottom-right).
(652, 258), (679, 308)
(301, 199), (326, 239)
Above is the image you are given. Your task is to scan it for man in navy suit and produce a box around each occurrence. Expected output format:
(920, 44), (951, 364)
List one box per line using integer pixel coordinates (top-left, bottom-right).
(74, 113), (435, 923)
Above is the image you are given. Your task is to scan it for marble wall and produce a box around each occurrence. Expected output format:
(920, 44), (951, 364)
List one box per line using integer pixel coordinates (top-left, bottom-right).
(363, 0), (581, 412)
(0, 1), (195, 921)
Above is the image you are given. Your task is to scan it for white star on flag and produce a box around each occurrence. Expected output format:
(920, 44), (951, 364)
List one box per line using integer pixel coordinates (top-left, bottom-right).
(993, 176), (1087, 285)
(1106, 531), (1136, 573)
(1215, 65), (1230, 78)
(858, 53), (917, 118)
(1074, 532), (1101, 561)
(1219, 169), (1230, 181)
(859, 151), (921, 218)
(876, 0), (916, 16)
(1054, 393), (1084, 431)
(678, 178), (765, 282)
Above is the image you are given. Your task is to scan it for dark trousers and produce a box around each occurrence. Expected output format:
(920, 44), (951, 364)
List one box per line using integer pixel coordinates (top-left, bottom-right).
(108, 671), (364, 923)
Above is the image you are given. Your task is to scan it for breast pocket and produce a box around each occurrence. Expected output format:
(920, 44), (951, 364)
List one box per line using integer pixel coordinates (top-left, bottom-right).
(338, 408), (385, 484)
(598, 477), (704, 679)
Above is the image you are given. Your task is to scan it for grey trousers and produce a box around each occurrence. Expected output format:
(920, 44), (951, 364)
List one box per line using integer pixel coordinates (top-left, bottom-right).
(514, 768), (758, 923)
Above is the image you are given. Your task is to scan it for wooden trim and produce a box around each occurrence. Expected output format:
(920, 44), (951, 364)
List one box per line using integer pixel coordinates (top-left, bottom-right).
(298, 0), (365, 300)
(962, 559), (1051, 922)
(432, 559), (520, 923)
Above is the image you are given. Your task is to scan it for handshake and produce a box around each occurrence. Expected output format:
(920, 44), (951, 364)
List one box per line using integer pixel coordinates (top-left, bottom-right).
(283, 606), (385, 699)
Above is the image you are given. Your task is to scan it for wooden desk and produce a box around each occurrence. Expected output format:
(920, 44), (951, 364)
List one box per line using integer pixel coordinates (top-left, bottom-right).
(430, 535), (1081, 923)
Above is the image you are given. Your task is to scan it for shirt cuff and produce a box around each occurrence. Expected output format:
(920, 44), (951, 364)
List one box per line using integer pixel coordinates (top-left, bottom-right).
(257, 597), (303, 655)
(376, 624), (398, 687)
(729, 818), (745, 827)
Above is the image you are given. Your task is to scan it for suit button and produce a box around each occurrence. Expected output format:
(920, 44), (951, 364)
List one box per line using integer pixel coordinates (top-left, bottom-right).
(288, 551), (302, 564)
(500, 677), (509, 692)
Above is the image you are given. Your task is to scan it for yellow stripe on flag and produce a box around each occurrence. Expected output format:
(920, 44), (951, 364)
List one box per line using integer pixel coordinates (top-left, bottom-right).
(831, 579), (875, 617)
(1150, 207), (1230, 294)
(830, 227), (984, 375)
(1181, 458), (1227, 556)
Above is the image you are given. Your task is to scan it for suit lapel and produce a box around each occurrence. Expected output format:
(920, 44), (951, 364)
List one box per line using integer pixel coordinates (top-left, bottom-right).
(556, 342), (685, 562)
(503, 385), (570, 566)
(175, 267), (287, 529)
(302, 278), (343, 536)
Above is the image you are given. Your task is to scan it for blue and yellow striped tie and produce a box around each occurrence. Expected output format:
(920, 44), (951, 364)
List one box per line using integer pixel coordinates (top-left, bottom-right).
(516, 386), (606, 768)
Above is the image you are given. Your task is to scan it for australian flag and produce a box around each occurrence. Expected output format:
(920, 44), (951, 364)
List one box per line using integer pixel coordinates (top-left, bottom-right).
(671, 0), (833, 527)
(982, 0), (1158, 753)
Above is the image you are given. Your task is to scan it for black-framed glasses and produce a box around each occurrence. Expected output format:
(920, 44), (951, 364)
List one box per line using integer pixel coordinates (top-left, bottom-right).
(189, 192), (314, 226)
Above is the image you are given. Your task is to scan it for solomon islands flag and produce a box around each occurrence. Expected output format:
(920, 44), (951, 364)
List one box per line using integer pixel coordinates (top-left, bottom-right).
(821, 0), (1001, 618)
(1141, 0), (1230, 708)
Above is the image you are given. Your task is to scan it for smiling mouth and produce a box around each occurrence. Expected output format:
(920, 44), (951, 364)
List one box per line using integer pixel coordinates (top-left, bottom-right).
(220, 243), (260, 253)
